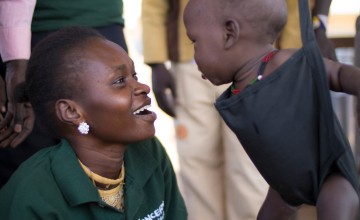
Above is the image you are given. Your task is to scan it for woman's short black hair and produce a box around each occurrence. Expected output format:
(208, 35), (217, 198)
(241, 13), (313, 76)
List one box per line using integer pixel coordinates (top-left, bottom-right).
(26, 26), (105, 134)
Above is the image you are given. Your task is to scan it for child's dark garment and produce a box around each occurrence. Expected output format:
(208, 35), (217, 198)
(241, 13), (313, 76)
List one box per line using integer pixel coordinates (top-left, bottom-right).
(214, 0), (360, 206)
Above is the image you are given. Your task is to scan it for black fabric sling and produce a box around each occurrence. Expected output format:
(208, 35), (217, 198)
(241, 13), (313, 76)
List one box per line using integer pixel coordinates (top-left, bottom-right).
(215, 0), (359, 206)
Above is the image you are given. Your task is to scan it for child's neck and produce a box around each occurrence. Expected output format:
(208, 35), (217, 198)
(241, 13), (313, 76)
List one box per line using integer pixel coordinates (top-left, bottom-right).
(232, 47), (277, 93)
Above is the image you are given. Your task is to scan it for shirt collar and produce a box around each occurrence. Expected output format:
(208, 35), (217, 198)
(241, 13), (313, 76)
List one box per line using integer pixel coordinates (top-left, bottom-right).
(51, 139), (100, 207)
(51, 139), (159, 210)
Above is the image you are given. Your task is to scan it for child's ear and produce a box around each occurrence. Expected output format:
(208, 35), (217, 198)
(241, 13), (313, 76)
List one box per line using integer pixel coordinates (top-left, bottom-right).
(224, 19), (240, 49)
(55, 99), (83, 125)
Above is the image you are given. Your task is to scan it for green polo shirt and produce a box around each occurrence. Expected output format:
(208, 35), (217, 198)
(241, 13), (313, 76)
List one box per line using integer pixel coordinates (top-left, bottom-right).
(0, 138), (187, 220)
(32, 0), (125, 32)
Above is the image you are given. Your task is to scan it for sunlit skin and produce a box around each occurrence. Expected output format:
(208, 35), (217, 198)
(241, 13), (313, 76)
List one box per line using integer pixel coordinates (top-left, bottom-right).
(56, 38), (157, 180)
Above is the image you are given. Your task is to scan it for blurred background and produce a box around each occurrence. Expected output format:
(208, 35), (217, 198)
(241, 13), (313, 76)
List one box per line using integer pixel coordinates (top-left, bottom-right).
(122, 0), (180, 171)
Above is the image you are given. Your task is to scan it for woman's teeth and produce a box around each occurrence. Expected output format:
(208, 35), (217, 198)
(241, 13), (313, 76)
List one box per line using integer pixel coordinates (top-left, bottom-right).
(133, 105), (151, 115)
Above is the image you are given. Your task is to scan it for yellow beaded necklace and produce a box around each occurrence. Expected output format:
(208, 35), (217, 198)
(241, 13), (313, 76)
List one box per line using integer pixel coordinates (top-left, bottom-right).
(78, 160), (125, 211)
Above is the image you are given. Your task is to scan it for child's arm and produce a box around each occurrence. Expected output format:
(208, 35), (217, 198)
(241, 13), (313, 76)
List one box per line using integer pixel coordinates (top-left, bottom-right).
(325, 58), (360, 96)
(325, 58), (360, 124)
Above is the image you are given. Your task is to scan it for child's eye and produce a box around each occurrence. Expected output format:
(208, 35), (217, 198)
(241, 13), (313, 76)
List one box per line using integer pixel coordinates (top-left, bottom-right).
(133, 73), (138, 81)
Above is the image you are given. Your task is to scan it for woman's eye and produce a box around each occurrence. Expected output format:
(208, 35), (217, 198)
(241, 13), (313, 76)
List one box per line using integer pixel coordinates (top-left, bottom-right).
(113, 73), (137, 85)
(114, 77), (125, 84)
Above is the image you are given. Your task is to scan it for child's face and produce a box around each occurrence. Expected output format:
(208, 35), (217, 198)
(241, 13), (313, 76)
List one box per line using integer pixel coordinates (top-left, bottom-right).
(183, 0), (233, 85)
(73, 38), (157, 144)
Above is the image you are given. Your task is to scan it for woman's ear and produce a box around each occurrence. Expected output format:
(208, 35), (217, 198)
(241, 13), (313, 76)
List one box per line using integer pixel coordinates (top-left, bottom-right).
(224, 19), (240, 49)
(55, 99), (83, 125)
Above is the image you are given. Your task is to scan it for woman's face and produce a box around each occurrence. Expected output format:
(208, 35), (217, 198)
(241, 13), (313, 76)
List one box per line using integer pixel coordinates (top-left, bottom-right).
(74, 38), (157, 144)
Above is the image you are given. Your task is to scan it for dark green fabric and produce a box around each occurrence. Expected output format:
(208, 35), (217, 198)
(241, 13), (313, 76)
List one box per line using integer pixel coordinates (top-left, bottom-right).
(32, 0), (124, 32)
(215, 0), (359, 206)
(0, 138), (187, 220)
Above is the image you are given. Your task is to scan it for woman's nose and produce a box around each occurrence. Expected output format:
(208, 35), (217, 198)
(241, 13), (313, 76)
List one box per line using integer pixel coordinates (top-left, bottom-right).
(134, 81), (150, 95)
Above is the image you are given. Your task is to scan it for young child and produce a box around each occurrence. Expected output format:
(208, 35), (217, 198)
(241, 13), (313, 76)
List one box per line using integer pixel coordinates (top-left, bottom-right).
(0, 26), (187, 220)
(184, 0), (360, 219)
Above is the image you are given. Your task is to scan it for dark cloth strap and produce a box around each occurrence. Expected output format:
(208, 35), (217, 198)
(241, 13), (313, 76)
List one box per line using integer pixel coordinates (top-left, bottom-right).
(299, 0), (314, 45)
(298, 0), (341, 181)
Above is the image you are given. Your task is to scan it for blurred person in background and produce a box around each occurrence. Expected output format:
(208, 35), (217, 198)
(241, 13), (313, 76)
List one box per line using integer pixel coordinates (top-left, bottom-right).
(279, 0), (337, 60)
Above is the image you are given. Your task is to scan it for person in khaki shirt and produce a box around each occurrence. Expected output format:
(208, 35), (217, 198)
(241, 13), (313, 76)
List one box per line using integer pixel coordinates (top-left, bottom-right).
(279, 0), (337, 61)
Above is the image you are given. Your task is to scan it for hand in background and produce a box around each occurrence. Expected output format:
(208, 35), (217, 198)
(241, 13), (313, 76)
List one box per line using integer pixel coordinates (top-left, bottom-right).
(0, 75), (5, 120)
(315, 28), (338, 61)
(150, 63), (177, 117)
(0, 60), (35, 148)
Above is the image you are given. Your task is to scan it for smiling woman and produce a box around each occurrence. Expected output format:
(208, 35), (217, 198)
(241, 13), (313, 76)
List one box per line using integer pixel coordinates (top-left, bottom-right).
(0, 26), (187, 220)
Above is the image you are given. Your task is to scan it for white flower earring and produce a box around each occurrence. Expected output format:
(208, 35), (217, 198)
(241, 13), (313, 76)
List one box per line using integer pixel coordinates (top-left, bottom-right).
(78, 122), (90, 135)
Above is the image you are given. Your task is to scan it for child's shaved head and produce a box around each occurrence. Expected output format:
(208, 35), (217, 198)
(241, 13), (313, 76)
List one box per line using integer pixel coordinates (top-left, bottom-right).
(184, 0), (288, 44)
(183, 0), (288, 85)
(228, 0), (288, 43)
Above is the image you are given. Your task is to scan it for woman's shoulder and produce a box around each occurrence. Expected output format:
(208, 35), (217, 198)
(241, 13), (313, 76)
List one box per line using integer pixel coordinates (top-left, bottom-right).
(3, 146), (57, 186)
(0, 145), (63, 214)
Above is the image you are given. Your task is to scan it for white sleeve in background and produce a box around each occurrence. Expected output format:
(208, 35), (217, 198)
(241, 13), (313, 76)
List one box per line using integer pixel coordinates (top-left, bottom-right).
(0, 0), (36, 62)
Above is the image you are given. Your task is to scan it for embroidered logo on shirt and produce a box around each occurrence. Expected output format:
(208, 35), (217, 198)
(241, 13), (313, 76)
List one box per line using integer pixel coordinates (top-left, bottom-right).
(138, 201), (165, 220)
